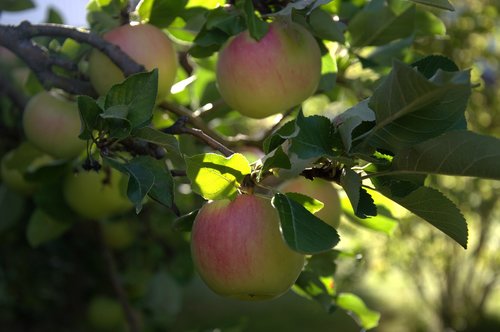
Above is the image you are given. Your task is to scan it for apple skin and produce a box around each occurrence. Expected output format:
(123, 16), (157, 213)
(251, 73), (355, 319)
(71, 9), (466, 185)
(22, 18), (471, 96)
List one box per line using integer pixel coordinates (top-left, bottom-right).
(63, 168), (133, 220)
(216, 21), (322, 119)
(22, 91), (85, 159)
(279, 177), (341, 228)
(88, 23), (178, 101)
(191, 194), (305, 300)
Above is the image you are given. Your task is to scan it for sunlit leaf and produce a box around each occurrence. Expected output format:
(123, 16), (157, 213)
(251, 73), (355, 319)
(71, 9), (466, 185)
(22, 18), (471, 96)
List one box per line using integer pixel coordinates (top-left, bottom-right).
(337, 292), (381, 330)
(185, 153), (251, 200)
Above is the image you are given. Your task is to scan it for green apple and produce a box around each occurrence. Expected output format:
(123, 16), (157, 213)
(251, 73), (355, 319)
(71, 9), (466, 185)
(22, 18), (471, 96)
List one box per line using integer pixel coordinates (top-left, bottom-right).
(279, 177), (341, 228)
(63, 167), (133, 220)
(22, 91), (85, 159)
(216, 20), (322, 118)
(0, 143), (53, 195)
(191, 194), (305, 300)
(101, 219), (136, 250)
(88, 23), (178, 102)
(87, 296), (125, 331)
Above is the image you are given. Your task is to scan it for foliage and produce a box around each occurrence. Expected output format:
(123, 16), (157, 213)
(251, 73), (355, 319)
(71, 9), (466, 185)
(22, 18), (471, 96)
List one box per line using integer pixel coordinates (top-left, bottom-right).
(0, 0), (499, 331)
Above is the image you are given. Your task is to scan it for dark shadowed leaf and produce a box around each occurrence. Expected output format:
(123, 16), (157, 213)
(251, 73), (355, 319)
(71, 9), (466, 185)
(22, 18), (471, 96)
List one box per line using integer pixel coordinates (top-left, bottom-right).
(77, 95), (103, 139)
(411, 54), (459, 79)
(132, 127), (181, 157)
(390, 187), (468, 248)
(0, 186), (25, 233)
(340, 169), (377, 218)
(392, 130), (500, 180)
(289, 112), (337, 159)
(410, 0), (454, 11)
(272, 193), (340, 254)
(367, 61), (470, 152)
(348, 1), (415, 47)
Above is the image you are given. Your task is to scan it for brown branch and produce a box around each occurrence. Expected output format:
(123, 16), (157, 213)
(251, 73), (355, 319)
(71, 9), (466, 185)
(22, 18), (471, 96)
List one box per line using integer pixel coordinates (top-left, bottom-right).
(0, 71), (28, 110)
(97, 224), (140, 332)
(0, 21), (145, 96)
(164, 116), (234, 157)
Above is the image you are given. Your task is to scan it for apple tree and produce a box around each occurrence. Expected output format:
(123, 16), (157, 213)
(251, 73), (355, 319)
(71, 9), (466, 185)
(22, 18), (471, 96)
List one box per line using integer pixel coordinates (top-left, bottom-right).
(0, 0), (499, 331)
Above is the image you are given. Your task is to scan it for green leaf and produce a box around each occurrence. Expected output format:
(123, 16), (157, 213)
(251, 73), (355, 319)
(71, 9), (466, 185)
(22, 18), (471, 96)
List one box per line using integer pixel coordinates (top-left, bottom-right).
(339, 169), (377, 218)
(392, 131), (500, 180)
(46, 7), (64, 24)
(0, 185), (25, 233)
(106, 156), (174, 212)
(335, 99), (375, 152)
(172, 209), (198, 232)
(239, 0), (269, 40)
(410, 0), (454, 11)
(308, 8), (345, 43)
(105, 70), (158, 129)
(26, 209), (72, 248)
(305, 250), (339, 277)
(415, 10), (446, 37)
(262, 120), (297, 154)
(284, 192), (325, 215)
(272, 193), (340, 254)
(77, 95), (103, 140)
(294, 270), (335, 312)
(100, 105), (131, 139)
(137, 0), (188, 28)
(0, 0), (34, 11)
(348, 1), (415, 47)
(258, 146), (291, 180)
(336, 293), (381, 330)
(318, 51), (338, 93)
(392, 187), (468, 248)
(366, 60), (471, 153)
(132, 127), (181, 157)
(86, 0), (127, 33)
(342, 197), (398, 235)
(289, 112), (336, 159)
(185, 153), (251, 200)
(411, 54), (458, 79)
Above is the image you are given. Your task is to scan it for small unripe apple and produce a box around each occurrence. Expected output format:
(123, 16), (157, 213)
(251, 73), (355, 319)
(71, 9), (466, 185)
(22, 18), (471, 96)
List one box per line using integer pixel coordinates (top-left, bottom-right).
(216, 21), (322, 118)
(0, 143), (53, 196)
(101, 219), (136, 250)
(87, 296), (125, 331)
(88, 23), (178, 101)
(279, 177), (341, 228)
(22, 91), (85, 159)
(191, 194), (305, 300)
(63, 168), (133, 220)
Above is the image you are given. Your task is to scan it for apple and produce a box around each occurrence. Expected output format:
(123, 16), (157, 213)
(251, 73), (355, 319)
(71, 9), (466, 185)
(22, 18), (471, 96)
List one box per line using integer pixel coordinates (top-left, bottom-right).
(216, 20), (322, 119)
(22, 91), (85, 160)
(0, 143), (53, 196)
(279, 177), (341, 228)
(88, 23), (178, 101)
(191, 194), (305, 300)
(101, 219), (136, 250)
(63, 167), (133, 220)
(87, 296), (126, 331)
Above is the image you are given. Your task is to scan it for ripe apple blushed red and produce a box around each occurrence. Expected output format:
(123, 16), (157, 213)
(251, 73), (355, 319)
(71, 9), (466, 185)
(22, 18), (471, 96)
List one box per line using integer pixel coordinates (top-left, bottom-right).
(191, 194), (305, 300)
(216, 21), (322, 119)
(88, 23), (178, 101)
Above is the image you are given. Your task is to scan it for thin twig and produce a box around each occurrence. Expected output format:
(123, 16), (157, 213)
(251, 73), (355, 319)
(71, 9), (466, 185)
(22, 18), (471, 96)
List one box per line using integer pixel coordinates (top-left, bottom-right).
(164, 117), (234, 157)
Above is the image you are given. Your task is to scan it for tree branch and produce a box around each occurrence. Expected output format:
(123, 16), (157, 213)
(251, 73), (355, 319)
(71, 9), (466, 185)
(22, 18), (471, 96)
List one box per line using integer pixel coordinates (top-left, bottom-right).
(97, 224), (140, 332)
(0, 21), (144, 96)
(163, 116), (234, 157)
